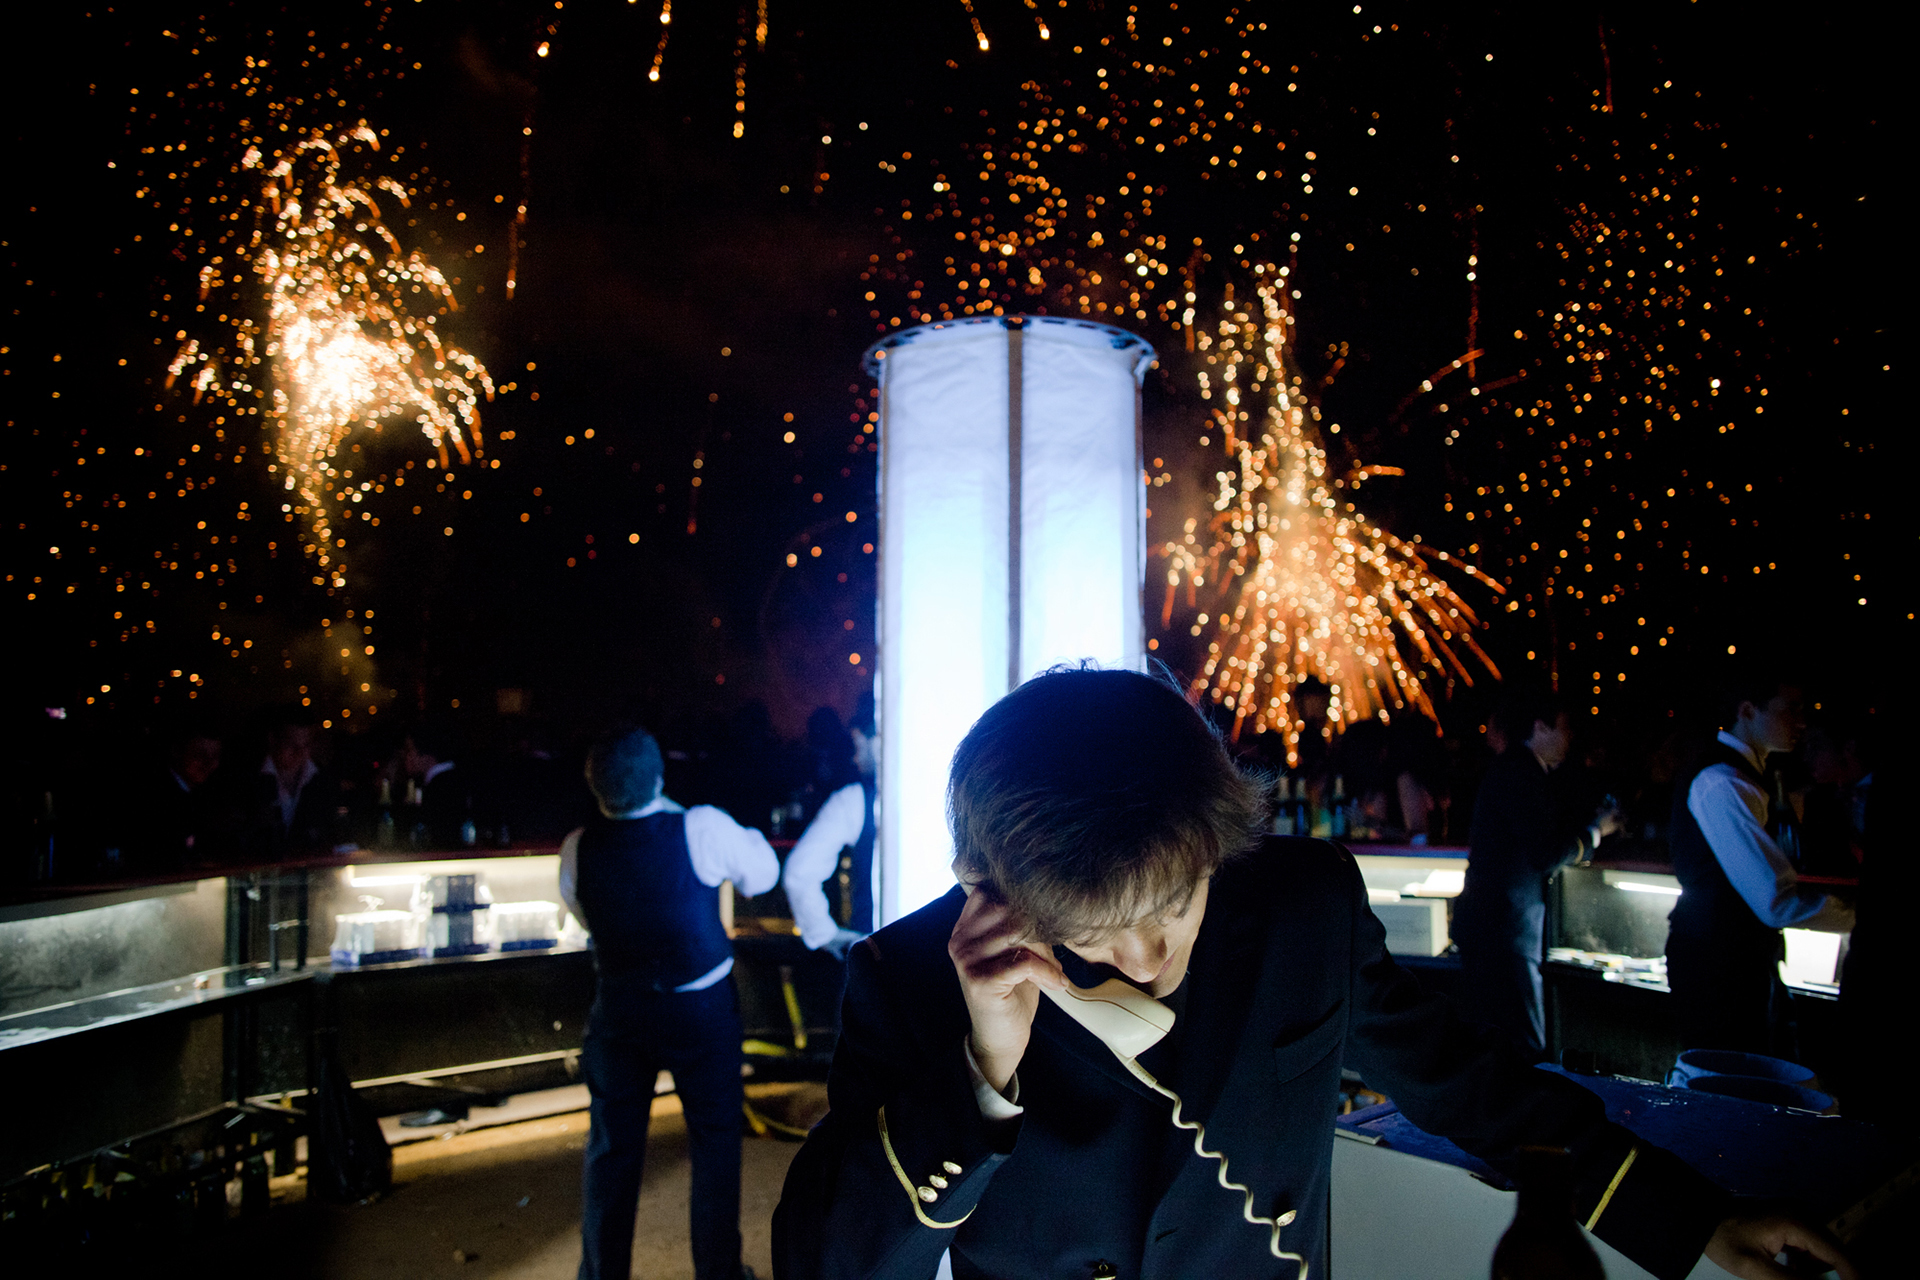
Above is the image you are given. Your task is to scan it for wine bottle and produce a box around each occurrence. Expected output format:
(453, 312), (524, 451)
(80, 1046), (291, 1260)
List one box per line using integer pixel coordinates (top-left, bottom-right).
(1770, 771), (1803, 869)
(1329, 775), (1350, 839)
(1273, 776), (1296, 836)
(374, 777), (397, 850)
(1491, 1146), (1606, 1280)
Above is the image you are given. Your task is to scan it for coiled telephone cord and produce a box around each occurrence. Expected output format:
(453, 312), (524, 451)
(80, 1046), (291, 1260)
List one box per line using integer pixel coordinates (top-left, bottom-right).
(1122, 1056), (1310, 1280)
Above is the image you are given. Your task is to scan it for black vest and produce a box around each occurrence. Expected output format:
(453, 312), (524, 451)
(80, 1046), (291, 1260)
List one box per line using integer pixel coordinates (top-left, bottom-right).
(839, 780), (877, 934)
(575, 812), (732, 995)
(1665, 741), (1782, 966)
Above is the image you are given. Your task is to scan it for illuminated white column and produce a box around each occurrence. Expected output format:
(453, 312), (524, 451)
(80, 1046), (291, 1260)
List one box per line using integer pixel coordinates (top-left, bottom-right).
(868, 316), (1154, 923)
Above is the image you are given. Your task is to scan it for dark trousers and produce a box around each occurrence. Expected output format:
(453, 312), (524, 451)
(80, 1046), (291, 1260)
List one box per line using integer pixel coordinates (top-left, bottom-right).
(1455, 902), (1548, 1058)
(1667, 934), (1795, 1059)
(1458, 939), (1547, 1058)
(579, 979), (744, 1280)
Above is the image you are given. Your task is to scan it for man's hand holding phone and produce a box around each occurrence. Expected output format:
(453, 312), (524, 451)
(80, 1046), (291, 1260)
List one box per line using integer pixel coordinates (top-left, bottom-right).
(949, 884), (1066, 1097)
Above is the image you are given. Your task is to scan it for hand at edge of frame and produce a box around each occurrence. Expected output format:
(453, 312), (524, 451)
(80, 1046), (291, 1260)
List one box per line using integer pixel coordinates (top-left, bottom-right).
(1704, 1213), (1857, 1280)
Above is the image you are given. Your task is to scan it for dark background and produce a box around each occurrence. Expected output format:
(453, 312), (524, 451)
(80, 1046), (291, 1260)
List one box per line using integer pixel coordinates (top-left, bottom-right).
(1, 2), (1897, 769)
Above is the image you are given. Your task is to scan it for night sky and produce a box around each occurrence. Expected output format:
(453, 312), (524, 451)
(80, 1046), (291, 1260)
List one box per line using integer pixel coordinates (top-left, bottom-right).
(2, 2), (1897, 757)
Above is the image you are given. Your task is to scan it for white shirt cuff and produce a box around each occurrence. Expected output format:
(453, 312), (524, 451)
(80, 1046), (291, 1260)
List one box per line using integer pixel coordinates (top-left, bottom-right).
(962, 1036), (1024, 1121)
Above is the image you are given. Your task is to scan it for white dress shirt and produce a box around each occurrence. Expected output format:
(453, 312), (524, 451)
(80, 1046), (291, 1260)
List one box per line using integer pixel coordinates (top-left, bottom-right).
(781, 782), (869, 950)
(1688, 730), (1853, 933)
(558, 795), (779, 991)
(261, 756), (319, 830)
(964, 1036), (1025, 1121)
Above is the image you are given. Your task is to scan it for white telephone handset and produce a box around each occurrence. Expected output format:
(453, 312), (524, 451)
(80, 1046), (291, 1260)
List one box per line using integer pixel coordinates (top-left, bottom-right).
(1041, 978), (1309, 1279)
(1039, 977), (1176, 1060)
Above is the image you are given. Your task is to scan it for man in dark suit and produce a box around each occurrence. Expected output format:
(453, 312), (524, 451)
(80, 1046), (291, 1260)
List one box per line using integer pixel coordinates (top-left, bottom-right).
(772, 668), (1848, 1280)
(402, 722), (471, 848)
(1455, 691), (1620, 1057)
(137, 720), (227, 870)
(256, 711), (343, 853)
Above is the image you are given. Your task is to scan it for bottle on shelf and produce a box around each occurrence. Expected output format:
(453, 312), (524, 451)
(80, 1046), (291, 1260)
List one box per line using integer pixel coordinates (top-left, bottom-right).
(1490, 1146), (1606, 1280)
(1272, 776), (1296, 836)
(1328, 775), (1350, 839)
(404, 776), (428, 850)
(374, 777), (397, 851)
(1770, 772), (1803, 869)
(460, 799), (478, 849)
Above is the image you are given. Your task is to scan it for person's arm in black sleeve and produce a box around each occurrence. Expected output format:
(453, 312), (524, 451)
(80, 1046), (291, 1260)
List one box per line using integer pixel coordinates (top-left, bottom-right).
(773, 924), (1017, 1280)
(1334, 849), (1730, 1280)
(1526, 764), (1601, 876)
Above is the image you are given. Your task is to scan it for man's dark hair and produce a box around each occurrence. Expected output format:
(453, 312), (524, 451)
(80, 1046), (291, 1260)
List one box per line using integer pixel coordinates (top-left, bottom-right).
(162, 716), (223, 751)
(947, 666), (1266, 946)
(585, 725), (665, 816)
(264, 703), (318, 748)
(1493, 689), (1567, 752)
(1295, 675), (1331, 703)
(807, 706), (854, 758)
(406, 719), (459, 763)
(1715, 659), (1799, 730)
(849, 691), (876, 738)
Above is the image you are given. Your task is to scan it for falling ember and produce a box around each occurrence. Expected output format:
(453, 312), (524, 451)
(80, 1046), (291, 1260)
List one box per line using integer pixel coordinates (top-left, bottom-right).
(168, 125), (492, 591)
(958, 0), (990, 52)
(1022, 0), (1051, 41)
(733, 10), (751, 138)
(649, 1), (673, 82)
(1164, 274), (1502, 755)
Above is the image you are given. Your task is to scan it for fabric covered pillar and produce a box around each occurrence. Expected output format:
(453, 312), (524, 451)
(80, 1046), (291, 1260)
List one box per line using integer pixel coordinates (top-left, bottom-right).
(865, 316), (1155, 923)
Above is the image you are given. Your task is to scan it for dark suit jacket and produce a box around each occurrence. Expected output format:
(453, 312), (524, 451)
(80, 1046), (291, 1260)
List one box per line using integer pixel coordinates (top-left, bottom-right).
(420, 765), (470, 848)
(1456, 750), (1594, 953)
(772, 837), (1724, 1280)
(254, 766), (343, 853)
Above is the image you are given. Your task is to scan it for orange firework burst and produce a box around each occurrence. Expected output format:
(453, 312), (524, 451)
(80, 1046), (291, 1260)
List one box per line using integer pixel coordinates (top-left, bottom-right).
(168, 125), (492, 590)
(1165, 271), (1503, 755)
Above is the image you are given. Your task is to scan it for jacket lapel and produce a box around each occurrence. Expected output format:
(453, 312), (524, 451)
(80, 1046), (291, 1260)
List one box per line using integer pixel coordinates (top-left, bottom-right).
(1165, 872), (1263, 1111)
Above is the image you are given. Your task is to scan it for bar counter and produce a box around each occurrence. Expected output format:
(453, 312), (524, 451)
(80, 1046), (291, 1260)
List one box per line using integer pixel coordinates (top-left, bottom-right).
(0, 840), (1858, 1224)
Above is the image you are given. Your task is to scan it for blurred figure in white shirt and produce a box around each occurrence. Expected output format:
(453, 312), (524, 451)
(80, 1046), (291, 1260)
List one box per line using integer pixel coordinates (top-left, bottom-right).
(781, 695), (876, 960)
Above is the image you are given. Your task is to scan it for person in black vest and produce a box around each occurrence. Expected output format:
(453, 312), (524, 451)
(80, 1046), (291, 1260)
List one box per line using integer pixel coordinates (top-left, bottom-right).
(1665, 669), (1854, 1057)
(1455, 690), (1622, 1057)
(559, 725), (778, 1280)
(781, 695), (877, 959)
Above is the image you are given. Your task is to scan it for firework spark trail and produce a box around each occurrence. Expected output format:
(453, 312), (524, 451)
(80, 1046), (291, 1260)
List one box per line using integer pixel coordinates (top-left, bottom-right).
(734, 12), (752, 137)
(1021, 0), (1051, 42)
(168, 125), (492, 591)
(1164, 275), (1501, 752)
(958, 0), (991, 52)
(649, 1), (673, 82)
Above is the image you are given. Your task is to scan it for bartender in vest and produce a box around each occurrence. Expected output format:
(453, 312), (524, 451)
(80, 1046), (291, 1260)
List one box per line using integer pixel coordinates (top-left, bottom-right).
(559, 725), (777, 1280)
(780, 695), (876, 960)
(1665, 666), (1855, 1057)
